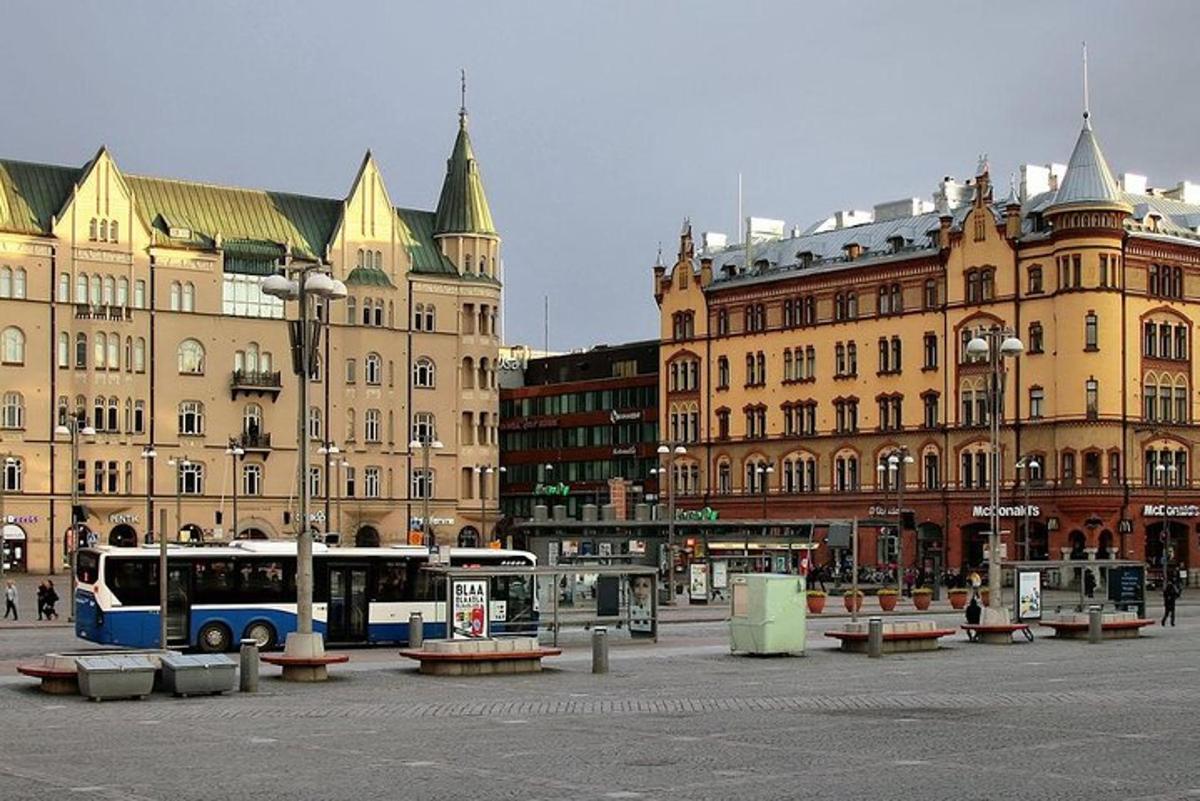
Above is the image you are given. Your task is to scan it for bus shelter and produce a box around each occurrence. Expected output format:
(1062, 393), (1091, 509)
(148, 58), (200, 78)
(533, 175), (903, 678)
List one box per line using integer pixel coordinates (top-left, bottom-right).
(1002, 559), (1147, 620)
(423, 564), (661, 646)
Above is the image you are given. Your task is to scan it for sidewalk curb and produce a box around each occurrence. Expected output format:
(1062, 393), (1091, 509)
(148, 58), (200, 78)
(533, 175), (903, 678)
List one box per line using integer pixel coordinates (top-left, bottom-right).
(0, 622), (72, 631)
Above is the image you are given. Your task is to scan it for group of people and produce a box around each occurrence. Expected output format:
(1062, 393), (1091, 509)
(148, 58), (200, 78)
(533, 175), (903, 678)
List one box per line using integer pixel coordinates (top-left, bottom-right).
(2, 579), (59, 621)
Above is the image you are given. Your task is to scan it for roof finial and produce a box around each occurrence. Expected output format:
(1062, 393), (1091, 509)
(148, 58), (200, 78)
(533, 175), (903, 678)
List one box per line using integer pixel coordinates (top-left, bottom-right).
(459, 68), (468, 128)
(1082, 41), (1091, 126)
(655, 241), (664, 267)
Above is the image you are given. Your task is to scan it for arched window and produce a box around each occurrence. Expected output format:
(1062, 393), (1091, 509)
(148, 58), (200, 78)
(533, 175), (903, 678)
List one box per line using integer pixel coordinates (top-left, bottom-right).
(478, 357), (490, 389)
(1, 391), (25, 429)
(177, 339), (205, 374)
(424, 305), (435, 331)
(58, 272), (70, 303)
(169, 281), (181, 311)
(99, 220), (108, 241)
(116, 277), (128, 307)
(1, 326), (25, 365)
(308, 406), (322, 441)
(90, 274), (101, 305)
(107, 331), (119, 370)
(75, 274), (88, 303)
(3, 457), (22, 491)
(356, 248), (364, 268)
(75, 333), (88, 368)
(373, 298), (383, 327)
(133, 338), (145, 372)
(123, 336), (132, 372)
(182, 282), (195, 312)
(242, 464), (263, 496)
(413, 357), (435, 388)
(93, 332), (107, 369)
(102, 276), (114, 306)
(88, 218), (98, 241)
(0, 267), (10, 298)
(834, 450), (859, 492)
(57, 332), (70, 368)
(346, 296), (357, 324)
(462, 356), (475, 389)
(109, 221), (118, 243)
(365, 352), (382, 385)
(178, 400), (205, 435)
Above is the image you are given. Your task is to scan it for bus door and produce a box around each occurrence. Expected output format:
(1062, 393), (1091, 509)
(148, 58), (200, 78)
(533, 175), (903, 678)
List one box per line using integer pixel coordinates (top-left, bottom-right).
(166, 562), (192, 645)
(327, 563), (369, 643)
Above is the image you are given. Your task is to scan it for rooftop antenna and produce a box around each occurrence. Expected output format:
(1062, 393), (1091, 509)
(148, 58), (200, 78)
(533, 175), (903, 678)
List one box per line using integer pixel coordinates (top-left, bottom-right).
(1082, 41), (1090, 126)
(737, 173), (743, 244)
(459, 68), (468, 126)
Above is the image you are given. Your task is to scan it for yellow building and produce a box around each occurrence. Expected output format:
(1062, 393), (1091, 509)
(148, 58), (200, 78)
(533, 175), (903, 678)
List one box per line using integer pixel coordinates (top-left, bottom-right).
(655, 109), (1200, 578)
(0, 104), (502, 572)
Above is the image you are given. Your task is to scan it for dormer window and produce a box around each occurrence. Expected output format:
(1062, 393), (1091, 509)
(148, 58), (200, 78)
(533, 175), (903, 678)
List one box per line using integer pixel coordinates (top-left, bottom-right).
(887, 235), (906, 253)
(843, 243), (862, 261)
(721, 263), (738, 279)
(798, 251), (814, 267)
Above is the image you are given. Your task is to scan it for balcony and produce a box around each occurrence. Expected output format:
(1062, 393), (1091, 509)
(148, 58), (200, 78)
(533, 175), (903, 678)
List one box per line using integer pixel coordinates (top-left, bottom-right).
(239, 431), (272, 455)
(75, 304), (132, 322)
(230, 369), (283, 400)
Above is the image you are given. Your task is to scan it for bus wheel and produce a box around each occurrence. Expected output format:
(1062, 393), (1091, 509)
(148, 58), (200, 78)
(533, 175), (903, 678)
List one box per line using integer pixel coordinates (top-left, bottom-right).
(243, 621), (277, 651)
(197, 622), (233, 653)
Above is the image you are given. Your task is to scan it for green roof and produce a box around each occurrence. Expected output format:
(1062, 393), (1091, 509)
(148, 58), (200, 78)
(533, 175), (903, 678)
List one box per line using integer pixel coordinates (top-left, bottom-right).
(397, 208), (457, 274)
(345, 266), (396, 287)
(433, 117), (496, 236)
(0, 159), (82, 235)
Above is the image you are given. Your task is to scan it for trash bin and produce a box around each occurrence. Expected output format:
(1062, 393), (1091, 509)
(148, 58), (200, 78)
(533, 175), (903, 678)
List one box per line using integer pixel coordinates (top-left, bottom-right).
(76, 655), (157, 702)
(160, 653), (237, 697)
(728, 573), (807, 656)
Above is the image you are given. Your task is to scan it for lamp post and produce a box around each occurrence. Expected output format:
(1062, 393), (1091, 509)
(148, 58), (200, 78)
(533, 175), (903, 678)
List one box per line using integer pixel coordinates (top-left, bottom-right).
(55, 417), (95, 620)
(877, 448), (914, 596)
(0, 454), (14, 581)
(1155, 461), (1177, 582)
(656, 444), (687, 605)
(317, 444), (340, 541)
(756, 463), (774, 528)
(165, 454), (190, 648)
(261, 262), (346, 663)
(225, 441), (245, 540)
(408, 438), (444, 547)
(966, 327), (1023, 622)
(1015, 456), (1040, 561)
(337, 457), (349, 539)
(473, 465), (506, 545)
(141, 447), (156, 549)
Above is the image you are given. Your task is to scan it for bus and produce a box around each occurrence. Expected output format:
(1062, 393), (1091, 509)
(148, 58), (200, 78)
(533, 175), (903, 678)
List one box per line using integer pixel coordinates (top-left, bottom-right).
(74, 541), (537, 652)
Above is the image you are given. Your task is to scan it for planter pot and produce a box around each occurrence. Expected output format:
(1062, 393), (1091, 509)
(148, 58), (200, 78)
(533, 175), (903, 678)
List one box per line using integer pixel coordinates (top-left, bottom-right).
(877, 593), (898, 612)
(980, 588), (990, 606)
(842, 594), (863, 613)
(912, 592), (933, 611)
(807, 595), (826, 614)
(948, 590), (968, 610)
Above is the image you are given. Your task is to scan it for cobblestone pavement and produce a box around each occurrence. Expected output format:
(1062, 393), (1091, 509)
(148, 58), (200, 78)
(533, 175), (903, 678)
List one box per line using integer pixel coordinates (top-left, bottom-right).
(1, 611), (1198, 801)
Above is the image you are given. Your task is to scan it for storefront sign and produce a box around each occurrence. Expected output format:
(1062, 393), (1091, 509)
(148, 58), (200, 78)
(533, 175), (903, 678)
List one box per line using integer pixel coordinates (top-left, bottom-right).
(535, 482), (571, 496)
(450, 578), (489, 639)
(500, 417), (560, 431)
(676, 506), (719, 521)
(109, 513), (139, 524)
(868, 505), (901, 517)
(410, 516), (455, 527)
(610, 410), (642, 423)
(3, 514), (38, 525)
(1142, 503), (1200, 518)
(972, 504), (1040, 518)
(612, 446), (637, 456)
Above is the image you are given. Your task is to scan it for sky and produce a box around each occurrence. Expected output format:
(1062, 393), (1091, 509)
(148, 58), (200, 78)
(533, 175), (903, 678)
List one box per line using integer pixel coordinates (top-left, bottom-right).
(4, 1), (1200, 350)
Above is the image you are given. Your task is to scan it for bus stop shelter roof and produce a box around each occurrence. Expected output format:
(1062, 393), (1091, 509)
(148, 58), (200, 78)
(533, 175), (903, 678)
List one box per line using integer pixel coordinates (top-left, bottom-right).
(421, 564), (659, 578)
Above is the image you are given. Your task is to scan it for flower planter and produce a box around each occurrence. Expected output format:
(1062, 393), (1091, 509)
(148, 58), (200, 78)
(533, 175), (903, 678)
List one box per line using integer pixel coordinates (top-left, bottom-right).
(948, 589), (968, 610)
(806, 593), (826, 614)
(842, 593), (863, 613)
(876, 592), (898, 612)
(980, 588), (990, 607)
(912, 590), (933, 611)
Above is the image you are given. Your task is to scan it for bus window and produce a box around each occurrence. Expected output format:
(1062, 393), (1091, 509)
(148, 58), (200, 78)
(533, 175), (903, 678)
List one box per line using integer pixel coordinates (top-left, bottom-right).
(104, 557), (159, 606)
(414, 569), (444, 603)
(76, 550), (100, 585)
(192, 559), (237, 604)
(239, 558), (296, 603)
(373, 560), (414, 602)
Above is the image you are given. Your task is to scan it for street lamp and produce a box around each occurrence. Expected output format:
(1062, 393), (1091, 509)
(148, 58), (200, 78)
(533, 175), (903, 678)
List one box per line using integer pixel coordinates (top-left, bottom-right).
(967, 327), (1023, 623)
(165, 455), (190, 648)
(0, 454), (15, 581)
(657, 443), (687, 605)
(337, 457), (350, 540)
(755, 462), (774, 529)
(141, 447), (156, 549)
(55, 417), (95, 619)
(877, 448), (914, 596)
(225, 441), (245, 540)
(1155, 461), (1177, 581)
(317, 444), (340, 542)
(261, 262), (346, 666)
(1015, 456), (1040, 561)
(474, 465), (506, 544)
(408, 438), (445, 547)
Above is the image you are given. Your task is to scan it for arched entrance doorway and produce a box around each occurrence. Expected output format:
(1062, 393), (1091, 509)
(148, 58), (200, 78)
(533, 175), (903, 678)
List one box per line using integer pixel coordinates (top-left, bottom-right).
(916, 522), (943, 585)
(1022, 521), (1049, 561)
(108, 524), (137, 547)
(355, 526), (380, 547)
(1145, 520), (1190, 575)
(1096, 530), (1114, 560)
(1068, 530), (1087, 559)
(180, 523), (204, 543)
(960, 522), (989, 569)
(235, 527), (269, 541)
(457, 526), (480, 548)
(2, 523), (27, 572)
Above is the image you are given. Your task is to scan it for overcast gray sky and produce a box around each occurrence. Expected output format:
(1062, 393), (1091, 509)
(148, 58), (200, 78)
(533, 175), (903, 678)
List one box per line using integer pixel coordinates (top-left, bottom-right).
(4, 1), (1199, 349)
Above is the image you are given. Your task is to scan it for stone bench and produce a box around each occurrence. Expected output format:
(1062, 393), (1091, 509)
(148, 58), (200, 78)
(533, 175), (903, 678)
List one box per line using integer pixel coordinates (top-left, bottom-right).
(1040, 612), (1155, 640)
(825, 619), (956, 654)
(962, 623), (1034, 644)
(400, 637), (562, 676)
(260, 653), (349, 682)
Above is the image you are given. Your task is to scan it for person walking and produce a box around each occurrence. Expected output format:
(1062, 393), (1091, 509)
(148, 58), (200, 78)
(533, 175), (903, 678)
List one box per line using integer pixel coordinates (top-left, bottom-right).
(36, 581), (47, 620)
(1162, 578), (1180, 627)
(1084, 569), (1097, 599)
(3, 580), (17, 620)
(43, 579), (59, 620)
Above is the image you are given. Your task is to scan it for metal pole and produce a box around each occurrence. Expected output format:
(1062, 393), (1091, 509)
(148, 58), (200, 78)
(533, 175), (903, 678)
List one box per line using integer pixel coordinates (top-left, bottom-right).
(422, 444), (431, 548)
(988, 330), (1002, 612)
(336, 460), (343, 540)
(165, 457), (182, 649)
(0, 455), (8, 582)
(323, 446), (331, 541)
(231, 447), (239, 540)
(68, 426), (78, 621)
(851, 518), (860, 623)
(296, 266), (313, 636)
(1023, 463), (1031, 562)
(896, 457), (905, 598)
(666, 452), (676, 605)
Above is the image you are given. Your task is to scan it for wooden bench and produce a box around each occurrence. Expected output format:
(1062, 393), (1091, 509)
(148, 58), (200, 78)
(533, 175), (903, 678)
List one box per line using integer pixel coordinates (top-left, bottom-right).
(400, 638), (562, 676)
(824, 626), (955, 654)
(261, 653), (349, 682)
(1040, 618), (1155, 640)
(962, 623), (1034, 644)
(16, 663), (79, 695)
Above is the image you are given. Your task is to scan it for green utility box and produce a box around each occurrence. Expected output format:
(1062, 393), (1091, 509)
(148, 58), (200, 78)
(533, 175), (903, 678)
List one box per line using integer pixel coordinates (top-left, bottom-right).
(728, 573), (807, 656)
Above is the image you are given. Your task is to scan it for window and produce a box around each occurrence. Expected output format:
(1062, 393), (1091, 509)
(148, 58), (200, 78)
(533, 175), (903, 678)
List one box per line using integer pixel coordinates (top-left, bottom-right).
(242, 464), (263, 496)
(923, 279), (938, 309)
(411, 468), (433, 500)
(423, 305), (436, 331)
(134, 280), (146, 309)
(177, 339), (205, 374)
(922, 394), (939, 429)
(1, 391), (23, 429)
(132, 338), (145, 373)
(413, 412), (436, 444)
(102, 276), (114, 306)
(2, 457), (22, 492)
(107, 333), (119, 370)
(716, 409), (730, 440)
(1085, 312), (1098, 351)
(1085, 379), (1099, 419)
(1, 327), (24, 365)
(980, 269), (994, 301)
(716, 308), (729, 335)
(57, 332), (69, 369)
(178, 401), (205, 436)
(834, 452), (859, 492)
(1028, 322), (1044, 354)
(179, 462), (205, 495)
(345, 358), (357, 385)
(922, 451), (940, 489)
(308, 406), (323, 440)
(134, 400), (145, 434)
(308, 466), (322, 499)
(344, 466), (356, 498)
(717, 461), (732, 494)
(1028, 265), (1043, 294)
(364, 409), (381, 443)
(1030, 387), (1045, 419)
(222, 274), (285, 319)
(923, 333), (938, 369)
(181, 282), (195, 312)
(75, 274), (88, 303)
(413, 357), (436, 388)
(57, 272), (70, 302)
(0, 267), (9, 298)
(717, 357), (729, 390)
(116, 277), (128, 307)
(365, 352), (382, 385)
(1061, 451), (1076, 484)
(966, 270), (980, 303)
(170, 281), (181, 311)
(75, 333), (87, 369)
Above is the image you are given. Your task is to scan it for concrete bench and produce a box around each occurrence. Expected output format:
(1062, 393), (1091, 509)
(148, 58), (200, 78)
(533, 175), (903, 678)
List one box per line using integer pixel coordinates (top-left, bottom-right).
(260, 653), (349, 682)
(962, 623), (1034, 644)
(825, 620), (956, 654)
(16, 659), (79, 695)
(400, 637), (562, 675)
(1040, 612), (1155, 640)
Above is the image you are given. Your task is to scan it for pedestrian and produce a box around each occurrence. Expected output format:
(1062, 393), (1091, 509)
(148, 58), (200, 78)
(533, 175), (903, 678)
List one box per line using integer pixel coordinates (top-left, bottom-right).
(44, 580), (59, 620)
(965, 594), (982, 626)
(36, 581), (46, 620)
(968, 570), (982, 598)
(1162, 578), (1180, 627)
(3, 580), (17, 620)
(1083, 569), (1097, 599)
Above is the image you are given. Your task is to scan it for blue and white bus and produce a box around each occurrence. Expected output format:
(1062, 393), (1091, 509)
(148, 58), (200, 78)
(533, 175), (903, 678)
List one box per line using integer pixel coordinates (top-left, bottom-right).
(74, 541), (537, 652)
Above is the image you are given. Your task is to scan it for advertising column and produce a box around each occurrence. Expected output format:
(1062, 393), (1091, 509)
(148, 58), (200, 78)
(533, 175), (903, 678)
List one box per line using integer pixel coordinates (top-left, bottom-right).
(450, 578), (490, 639)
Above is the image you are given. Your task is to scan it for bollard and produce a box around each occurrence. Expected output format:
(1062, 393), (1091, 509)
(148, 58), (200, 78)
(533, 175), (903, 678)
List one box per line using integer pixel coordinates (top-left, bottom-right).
(592, 626), (609, 674)
(1087, 604), (1103, 644)
(867, 617), (883, 659)
(409, 611), (424, 650)
(239, 638), (260, 693)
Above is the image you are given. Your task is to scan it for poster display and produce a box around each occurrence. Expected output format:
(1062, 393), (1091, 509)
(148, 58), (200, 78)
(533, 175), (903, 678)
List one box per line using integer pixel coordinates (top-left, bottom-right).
(489, 600), (507, 623)
(1016, 571), (1042, 621)
(629, 574), (653, 634)
(451, 579), (489, 639)
(712, 560), (728, 590)
(689, 562), (710, 601)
